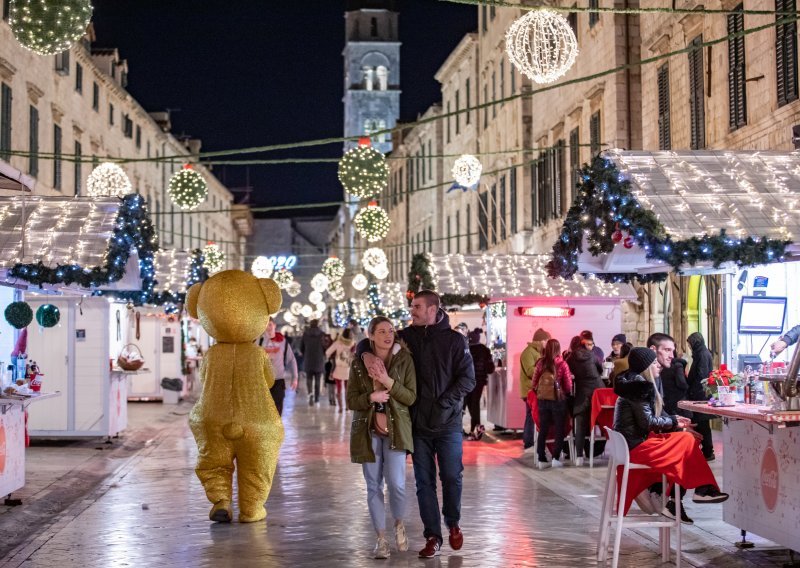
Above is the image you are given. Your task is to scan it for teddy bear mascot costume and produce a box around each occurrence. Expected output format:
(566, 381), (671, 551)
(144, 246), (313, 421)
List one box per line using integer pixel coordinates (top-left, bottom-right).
(186, 269), (284, 523)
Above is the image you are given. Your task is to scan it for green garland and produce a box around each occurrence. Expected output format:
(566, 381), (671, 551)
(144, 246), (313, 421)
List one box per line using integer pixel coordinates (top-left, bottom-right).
(440, 293), (490, 308)
(407, 253), (436, 302)
(547, 155), (790, 284)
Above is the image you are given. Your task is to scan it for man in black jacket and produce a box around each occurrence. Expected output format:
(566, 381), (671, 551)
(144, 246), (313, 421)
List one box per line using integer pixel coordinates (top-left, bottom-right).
(361, 290), (475, 558)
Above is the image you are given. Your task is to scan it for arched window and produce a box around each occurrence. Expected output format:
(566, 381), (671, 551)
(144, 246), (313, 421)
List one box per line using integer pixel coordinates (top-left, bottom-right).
(362, 66), (374, 90)
(376, 66), (388, 90)
(370, 17), (378, 37)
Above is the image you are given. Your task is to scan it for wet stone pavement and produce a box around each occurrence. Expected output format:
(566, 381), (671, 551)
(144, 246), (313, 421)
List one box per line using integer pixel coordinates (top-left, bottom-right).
(0, 389), (794, 567)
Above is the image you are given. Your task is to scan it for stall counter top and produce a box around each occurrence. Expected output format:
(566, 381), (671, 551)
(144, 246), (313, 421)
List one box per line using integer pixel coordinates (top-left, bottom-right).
(110, 368), (149, 375)
(0, 391), (61, 412)
(678, 400), (800, 424)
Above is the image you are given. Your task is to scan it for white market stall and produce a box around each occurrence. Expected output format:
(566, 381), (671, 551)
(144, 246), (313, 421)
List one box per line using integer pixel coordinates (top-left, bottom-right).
(429, 254), (637, 430)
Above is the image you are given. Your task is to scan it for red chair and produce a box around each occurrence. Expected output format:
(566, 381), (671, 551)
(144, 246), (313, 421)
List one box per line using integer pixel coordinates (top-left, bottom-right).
(589, 388), (618, 468)
(527, 389), (575, 466)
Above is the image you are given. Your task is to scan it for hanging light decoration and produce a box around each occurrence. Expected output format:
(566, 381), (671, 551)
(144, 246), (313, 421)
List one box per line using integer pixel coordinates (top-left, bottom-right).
(251, 256), (273, 278)
(355, 201), (391, 242)
(451, 155), (483, 188)
(168, 165), (208, 210)
(9, 0), (93, 56)
(329, 282), (346, 301)
(372, 265), (390, 280)
(285, 281), (302, 297)
(273, 268), (294, 289)
(309, 290), (323, 304)
(337, 143), (390, 199)
(505, 9), (579, 85)
(202, 243), (225, 274)
(300, 305), (313, 318)
(352, 273), (368, 291)
(310, 273), (330, 293)
(321, 257), (346, 281)
(290, 302), (303, 316)
(315, 301), (327, 313)
(362, 247), (388, 274)
(86, 162), (133, 198)
(283, 311), (297, 325)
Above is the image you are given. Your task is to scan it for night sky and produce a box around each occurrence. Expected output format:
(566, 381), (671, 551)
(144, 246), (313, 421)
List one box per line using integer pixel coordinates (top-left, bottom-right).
(91, 1), (477, 216)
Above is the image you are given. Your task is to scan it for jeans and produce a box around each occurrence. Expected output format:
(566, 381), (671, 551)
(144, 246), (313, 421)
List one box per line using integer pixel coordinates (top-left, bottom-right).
(362, 433), (407, 533)
(270, 379), (286, 416)
(522, 399), (535, 449)
(306, 372), (322, 402)
(536, 399), (568, 462)
(412, 430), (464, 543)
(465, 382), (485, 433)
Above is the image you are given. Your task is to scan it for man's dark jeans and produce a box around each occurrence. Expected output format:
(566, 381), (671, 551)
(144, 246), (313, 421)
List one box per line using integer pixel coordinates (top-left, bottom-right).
(523, 398), (535, 449)
(412, 430), (464, 544)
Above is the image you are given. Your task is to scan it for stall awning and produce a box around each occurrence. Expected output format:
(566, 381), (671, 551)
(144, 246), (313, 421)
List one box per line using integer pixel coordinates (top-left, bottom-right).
(427, 254), (637, 301)
(153, 249), (204, 294)
(548, 150), (800, 283)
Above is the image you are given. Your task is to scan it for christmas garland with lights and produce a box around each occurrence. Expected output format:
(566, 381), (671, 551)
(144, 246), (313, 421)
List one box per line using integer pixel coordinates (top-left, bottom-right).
(546, 156), (791, 284)
(407, 253), (436, 302)
(440, 293), (491, 308)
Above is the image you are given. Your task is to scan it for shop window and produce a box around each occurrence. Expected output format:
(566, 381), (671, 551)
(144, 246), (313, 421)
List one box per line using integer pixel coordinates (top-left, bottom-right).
(688, 35), (706, 149)
(776, 0), (798, 107)
(728, 5), (747, 130)
(657, 64), (671, 150)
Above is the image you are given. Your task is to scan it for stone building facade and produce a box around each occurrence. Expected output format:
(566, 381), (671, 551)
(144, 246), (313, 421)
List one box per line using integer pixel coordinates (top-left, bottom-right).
(0, 21), (247, 269)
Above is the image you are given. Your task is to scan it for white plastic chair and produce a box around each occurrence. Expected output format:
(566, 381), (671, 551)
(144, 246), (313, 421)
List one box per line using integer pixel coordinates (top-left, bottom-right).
(597, 427), (682, 568)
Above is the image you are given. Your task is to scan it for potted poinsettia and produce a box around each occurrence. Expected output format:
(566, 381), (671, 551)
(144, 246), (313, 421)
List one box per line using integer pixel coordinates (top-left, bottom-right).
(702, 365), (744, 402)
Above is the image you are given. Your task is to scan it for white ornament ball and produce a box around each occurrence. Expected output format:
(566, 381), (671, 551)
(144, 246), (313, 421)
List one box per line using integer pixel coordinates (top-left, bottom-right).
(352, 273), (368, 291)
(310, 273), (330, 293)
(372, 265), (390, 280)
(251, 256), (273, 278)
(300, 305), (313, 318)
(505, 10), (579, 85)
(329, 283), (346, 301)
(283, 311), (297, 325)
(86, 162), (133, 198)
(290, 302), (303, 316)
(315, 301), (327, 313)
(285, 281), (301, 297)
(202, 244), (225, 274)
(362, 247), (388, 274)
(321, 257), (346, 282)
(451, 155), (482, 188)
(309, 290), (323, 304)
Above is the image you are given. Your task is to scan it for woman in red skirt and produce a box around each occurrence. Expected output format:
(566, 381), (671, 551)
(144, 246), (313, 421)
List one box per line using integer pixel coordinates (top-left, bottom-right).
(613, 347), (728, 522)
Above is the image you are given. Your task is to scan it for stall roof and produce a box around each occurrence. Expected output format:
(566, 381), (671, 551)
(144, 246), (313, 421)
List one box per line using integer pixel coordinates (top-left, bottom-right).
(429, 254), (637, 300)
(153, 249), (200, 294)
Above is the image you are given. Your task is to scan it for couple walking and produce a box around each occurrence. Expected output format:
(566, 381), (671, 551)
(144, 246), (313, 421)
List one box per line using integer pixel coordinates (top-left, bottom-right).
(347, 290), (476, 559)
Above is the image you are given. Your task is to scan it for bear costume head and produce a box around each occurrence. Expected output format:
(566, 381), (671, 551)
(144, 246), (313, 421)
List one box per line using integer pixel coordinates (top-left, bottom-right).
(186, 270), (281, 343)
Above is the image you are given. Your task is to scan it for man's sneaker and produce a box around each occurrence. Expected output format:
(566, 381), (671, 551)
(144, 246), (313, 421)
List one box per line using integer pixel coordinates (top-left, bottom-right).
(649, 490), (665, 513)
(418, 537), (441, 558)
(551, 459), (564, 468)
(448, 526), (463, 550)
(394, 521), (408, 552)
(661, 499), (694, 525)
(634, 491), (658, 514)
(574, 457), (585, 467)
(373, 537), (390, 559)
(693, 487), (729, 504)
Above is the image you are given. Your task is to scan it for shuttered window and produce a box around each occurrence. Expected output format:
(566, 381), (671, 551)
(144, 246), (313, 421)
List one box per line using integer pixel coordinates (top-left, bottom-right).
(555, 139), (566, 218)
(657, 64), (671, 149)
(569, 127), (580, 196)
(510, 167), (517, 234)
(689, 35), (706, 150)
(491, 183), (498, 244)
(589, 0), (600, 27)
(590, 111), (601, 155)
(29, 106), (38, 177)
(465, 78), (471, 125)
(728, 6), (747, 130)
(466, 204), (472, 252)
(500, 175), (507, 241)
(53, 124), (62, 190)
(776, 0), (798, 107)
(74, 141), (82, 195)
(478, 193), (488, 250)
(0, 83), (10, 160)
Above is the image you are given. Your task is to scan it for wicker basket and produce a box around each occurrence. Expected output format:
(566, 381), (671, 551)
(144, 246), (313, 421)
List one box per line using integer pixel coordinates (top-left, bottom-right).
(117, 343), (145, 371)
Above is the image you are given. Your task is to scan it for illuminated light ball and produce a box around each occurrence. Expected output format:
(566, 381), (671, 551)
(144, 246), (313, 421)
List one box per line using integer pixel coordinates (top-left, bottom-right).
(35, 303), (60, 328)
(251, 256), (273, 278)
(321, 257), (346, 282)
(283, 311), (297, 325)
(315, 301), (327, 313)
(329, 283), (345, 301)
(505, 10), (579, 85)
(285, 281), (301, 297)
(372, 264), (389, 280)
(309, 290), (323, 304)
(451, 155), (483, 187)
(300, 305), (313, 319)
(290, 302), (303, 316)
(202, 243), (225, 274)
(310, 273), (329, 293)
(354, 201), (391, 243)
(352, 273), (368, 291)
(362, 247), (387, 274)
(86, 162), (133, 198)
(9, 0), (93, 56)
(311, 310), (323, 320)
(337, 144), (389, 199)
(273, 268), (294, 289)
(167, 165), (208, 210)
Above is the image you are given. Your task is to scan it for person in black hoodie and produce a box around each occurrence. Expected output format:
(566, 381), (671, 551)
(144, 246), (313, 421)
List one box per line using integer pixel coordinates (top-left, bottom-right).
(464, 329), (495, 440)
(686, 332), (715, 460)
(358, 290), (475, 558)
(661, 353), (689, 417)
(566, 339), (604, 466)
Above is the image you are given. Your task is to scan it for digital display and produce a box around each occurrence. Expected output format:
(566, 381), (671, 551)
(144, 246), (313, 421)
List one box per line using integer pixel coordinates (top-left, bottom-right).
(738, 296), (787, 335)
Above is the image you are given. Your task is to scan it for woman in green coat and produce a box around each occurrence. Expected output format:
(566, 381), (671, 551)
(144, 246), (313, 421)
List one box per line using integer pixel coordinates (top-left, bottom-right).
(346, 316), (417, 560)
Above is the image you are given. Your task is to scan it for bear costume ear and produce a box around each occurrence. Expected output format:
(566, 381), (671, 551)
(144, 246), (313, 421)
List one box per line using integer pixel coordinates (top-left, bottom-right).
(258, 278), (282, 315)
(186, 282), (202, 319)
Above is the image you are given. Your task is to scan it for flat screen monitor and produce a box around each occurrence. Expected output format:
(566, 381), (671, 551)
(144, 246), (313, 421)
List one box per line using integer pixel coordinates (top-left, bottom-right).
(738, 296), (787, 335)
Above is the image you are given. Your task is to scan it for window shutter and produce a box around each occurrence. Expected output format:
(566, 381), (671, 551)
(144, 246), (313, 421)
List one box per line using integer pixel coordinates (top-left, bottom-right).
(510, 168), (517, 234)
(569, 128), (580, 195)
(728, 7), (747, 130)
(657, 64), (671, 150)
(689, 36), (706, 150)
(590, 112), (601, 155)
(776, 0), (798, 107)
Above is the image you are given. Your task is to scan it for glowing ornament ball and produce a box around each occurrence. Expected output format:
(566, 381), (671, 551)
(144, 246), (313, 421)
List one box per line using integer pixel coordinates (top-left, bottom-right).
(168, 165), (208, 210)
(86, 162), (133, 198)
(35, 304), (60, 328)
(310, 273), (329, 293)
(285, 281), (302, 297)
(315, 302), (327, 313)
(355, 202), (391, 243)
(309, 290), (323, 304)
(362, 247), (387, 274)
(372, 265), (389, 280)
(202, 243), (225, 274)
(273, 268), (294, 289)
(290, 302), (303, 316)
(352, 273), (368, 291)
(505, 10), (579, 85)
(452, 155), (482, 188)
(329, 283), (346, 301)
(322, 257), (346, 282)
(300, 305), (313, 319)
(9, 0), (93, 56)
(251, 256), (273, 278)
(338, 144), (390, 199)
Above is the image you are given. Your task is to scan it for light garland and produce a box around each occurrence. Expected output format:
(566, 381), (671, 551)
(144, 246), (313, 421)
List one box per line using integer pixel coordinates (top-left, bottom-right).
(362, 247), (388, 274)
(273, 268), (294, 289)
(168, 166), (208, 211)
(9, 0), (93, 56)
(202, 243), (225, 274)
(251, 255), (273, 278)
(505, 10), (579, 85)
(310, 273), (329, 293)
(352, 273), (368, 291)
(354, 201), (391, 242)
(451, 155), (482, 188)
(86, 162), (133, 198)
(337, 144), (390, 199)
(329, 282), (346, 301)
(285, 280), (301, 297)
(309, 290), (323, 304)
(321, 257), (346, 281)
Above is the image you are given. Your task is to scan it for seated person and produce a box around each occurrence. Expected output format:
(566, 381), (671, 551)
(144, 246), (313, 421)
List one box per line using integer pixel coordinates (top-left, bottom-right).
(613, 347), (728, 524)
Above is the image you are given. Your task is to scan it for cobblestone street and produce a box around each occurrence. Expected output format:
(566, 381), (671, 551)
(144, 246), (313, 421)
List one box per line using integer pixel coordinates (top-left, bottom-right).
(0, 391), (793, 567)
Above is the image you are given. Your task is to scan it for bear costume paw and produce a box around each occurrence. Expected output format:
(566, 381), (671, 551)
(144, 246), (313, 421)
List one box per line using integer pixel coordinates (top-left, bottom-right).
(209, 500), (232, 523)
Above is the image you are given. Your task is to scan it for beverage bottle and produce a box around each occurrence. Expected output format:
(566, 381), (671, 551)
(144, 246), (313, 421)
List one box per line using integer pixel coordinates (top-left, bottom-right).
(743, 381), (750, 405)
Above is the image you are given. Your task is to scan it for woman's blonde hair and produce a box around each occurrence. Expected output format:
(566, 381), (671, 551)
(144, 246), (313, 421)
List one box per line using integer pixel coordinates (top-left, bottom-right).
(641, 366), (664, 416)
(367, 316), (394, 338)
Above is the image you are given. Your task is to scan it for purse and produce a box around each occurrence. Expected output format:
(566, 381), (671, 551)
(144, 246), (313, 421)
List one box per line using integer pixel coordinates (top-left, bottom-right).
(372, 409), (390, 436)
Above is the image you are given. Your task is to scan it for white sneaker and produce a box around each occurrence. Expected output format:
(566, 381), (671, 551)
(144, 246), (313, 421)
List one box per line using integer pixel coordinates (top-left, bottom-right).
(574, 457), (585, 467)
(537, 461), (551, 470)
(373, 537), (390, 559)
(551, 459), (564, 468)
(394, 522), (408, 552)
